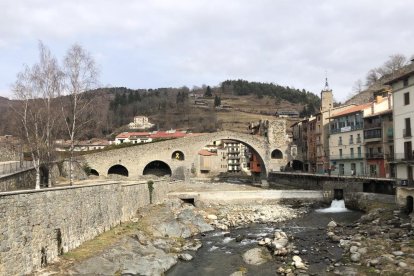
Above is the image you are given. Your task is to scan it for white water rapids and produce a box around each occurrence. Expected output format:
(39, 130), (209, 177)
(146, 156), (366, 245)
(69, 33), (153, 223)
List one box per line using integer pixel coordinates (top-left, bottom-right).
(316, 199), (350, 213)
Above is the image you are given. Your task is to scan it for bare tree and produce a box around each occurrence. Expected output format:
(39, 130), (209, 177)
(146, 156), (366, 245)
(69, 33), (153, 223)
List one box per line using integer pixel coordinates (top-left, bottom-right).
(352, 79), (364, 94)
(61, 44), (99, 185)
(12, 42), (62, 189)
(32, 42), (63, 187)
(365, 69), (380, 86)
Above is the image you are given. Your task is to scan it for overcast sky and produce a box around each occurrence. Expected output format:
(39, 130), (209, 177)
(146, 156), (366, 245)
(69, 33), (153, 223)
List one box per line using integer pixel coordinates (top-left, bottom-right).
(1, 0), (413, 101)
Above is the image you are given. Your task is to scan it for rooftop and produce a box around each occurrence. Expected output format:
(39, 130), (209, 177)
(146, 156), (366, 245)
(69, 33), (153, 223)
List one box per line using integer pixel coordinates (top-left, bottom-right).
(328, 103), (371, 119)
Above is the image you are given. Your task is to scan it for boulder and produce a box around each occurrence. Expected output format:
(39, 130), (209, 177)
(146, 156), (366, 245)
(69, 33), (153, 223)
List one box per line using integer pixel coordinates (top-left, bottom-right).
(242, 248), (272, 266)
(351, 252), (361, 262)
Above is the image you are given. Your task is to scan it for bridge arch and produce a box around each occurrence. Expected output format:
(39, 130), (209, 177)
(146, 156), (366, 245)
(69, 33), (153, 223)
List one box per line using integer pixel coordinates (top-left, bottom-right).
(143, 160), (172, 177)
(89, 169), (99, 176)
(271, 149), (283, 159)
(108, 164), (128, 177)
(192, 135), (268, 177)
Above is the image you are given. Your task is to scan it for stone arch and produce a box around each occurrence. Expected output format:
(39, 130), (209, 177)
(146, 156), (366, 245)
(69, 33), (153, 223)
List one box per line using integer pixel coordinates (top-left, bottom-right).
(39, 165), (49, 186)
(108, 164), (128, 177)
(89, 169), (99, 176)
(143, 160), (172, 177)
(194, 136), (268, 176)
(292, 160), (303, 171)
(172, 150), (185, 161)
(407, 196), (413, 214)
(271, 149), (283, 159)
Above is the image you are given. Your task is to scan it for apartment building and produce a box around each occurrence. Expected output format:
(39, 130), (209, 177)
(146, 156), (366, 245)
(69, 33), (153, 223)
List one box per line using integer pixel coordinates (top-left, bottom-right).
(386, 66), (414, 183)
(329, 103), (370, 176)
(363, 94), (394, 177)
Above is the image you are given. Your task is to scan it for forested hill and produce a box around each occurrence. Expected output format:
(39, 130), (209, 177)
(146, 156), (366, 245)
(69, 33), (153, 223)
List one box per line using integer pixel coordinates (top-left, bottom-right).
(0, 80), (321, 138)
(221, 80), (320, 115)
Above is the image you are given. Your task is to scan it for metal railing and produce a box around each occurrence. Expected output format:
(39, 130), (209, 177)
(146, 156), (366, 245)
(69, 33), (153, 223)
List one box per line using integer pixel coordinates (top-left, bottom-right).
(330, 154), (363, 160)
(394, 153), (414, 161)
(0, 161), (33, 176)
(403, 129), (412, 138)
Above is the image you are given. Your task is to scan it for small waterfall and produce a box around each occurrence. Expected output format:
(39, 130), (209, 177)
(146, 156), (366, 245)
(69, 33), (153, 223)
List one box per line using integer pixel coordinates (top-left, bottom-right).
(316, 199), (349, 213)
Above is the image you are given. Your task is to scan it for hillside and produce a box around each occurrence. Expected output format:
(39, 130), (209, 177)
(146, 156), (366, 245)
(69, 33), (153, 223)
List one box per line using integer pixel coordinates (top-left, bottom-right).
(0, 80), (320, 138)
(346, 61), (414, 105)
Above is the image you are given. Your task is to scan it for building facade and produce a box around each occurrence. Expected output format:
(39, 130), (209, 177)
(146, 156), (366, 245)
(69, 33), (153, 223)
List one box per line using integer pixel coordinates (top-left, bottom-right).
(329, 104), (370, 176)
(386, 68), (414, 183)
(363, 94), (394, 178)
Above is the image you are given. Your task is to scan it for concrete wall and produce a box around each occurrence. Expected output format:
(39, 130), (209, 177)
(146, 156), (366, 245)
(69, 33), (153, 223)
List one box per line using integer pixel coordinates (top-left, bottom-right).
(0, 179), (176, 275)
(0, 168), (36, 192)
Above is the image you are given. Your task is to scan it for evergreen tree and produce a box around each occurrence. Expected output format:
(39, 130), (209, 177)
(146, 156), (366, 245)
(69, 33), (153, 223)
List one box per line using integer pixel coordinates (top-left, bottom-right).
(205, 86), (212, 97)
(214, 95), (221, 107)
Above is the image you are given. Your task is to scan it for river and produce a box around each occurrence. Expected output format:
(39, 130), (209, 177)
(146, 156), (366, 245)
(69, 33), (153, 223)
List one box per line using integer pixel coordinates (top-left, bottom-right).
(167, 203), (362, 275)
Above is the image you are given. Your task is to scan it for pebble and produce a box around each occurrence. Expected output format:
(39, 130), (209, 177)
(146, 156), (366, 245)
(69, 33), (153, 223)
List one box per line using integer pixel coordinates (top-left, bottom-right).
(398, 261), (408, 268)
(350, 252), (361, 262)
(392, 251), (404, 256)
(178, 253), (193, 261)
(327, 221), (337, 228)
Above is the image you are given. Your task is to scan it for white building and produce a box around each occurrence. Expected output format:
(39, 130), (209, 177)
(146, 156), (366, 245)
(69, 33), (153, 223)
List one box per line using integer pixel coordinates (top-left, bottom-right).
(128, 116), (154, 130)
(386, 66), (414, 184)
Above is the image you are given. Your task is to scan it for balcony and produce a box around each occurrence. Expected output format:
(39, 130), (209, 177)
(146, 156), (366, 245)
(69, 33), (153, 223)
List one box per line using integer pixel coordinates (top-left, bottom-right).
(227, 155), (240, 160)
(330, 154), (363, 160)
(394, 153), (414, 161)
(366, 152), (384, 159)
(330, 123), (363, 134)
(356, 137), (362, 143)
(349, 138), (354, 144)
(364, 121), (382, 129)
(403, 129), (412, 138)
(338, 141), (343, 146)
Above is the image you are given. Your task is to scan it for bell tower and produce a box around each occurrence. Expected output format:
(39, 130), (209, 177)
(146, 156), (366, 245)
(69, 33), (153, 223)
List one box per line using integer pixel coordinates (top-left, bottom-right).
(320, 76), (333, 112)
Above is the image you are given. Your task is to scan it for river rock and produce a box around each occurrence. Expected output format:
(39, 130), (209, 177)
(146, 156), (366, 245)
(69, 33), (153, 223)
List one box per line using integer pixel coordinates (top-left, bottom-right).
(350, 252), (361, 262)
(357, 247), (367, 255)
(327, 221), (337, 228)
(271, 238), (289, 250)
(207, 214), (218, 220)
(229, 271), (245, 276)
(179, 253), (193, 261)
(242, 248), (272, 265)
(398, 261), (408, 268)
(392, 251), (404, 256)
(349, 246), (359, 254)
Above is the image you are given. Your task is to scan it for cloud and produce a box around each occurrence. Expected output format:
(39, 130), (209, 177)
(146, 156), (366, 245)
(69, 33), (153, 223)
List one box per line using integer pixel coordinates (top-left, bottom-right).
(1, 0), (414, 101)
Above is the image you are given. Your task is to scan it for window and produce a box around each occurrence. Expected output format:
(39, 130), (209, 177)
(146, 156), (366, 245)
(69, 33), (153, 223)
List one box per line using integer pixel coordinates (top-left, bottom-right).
(339, 149), (343, 158)
(357, 147), (361, 158)
(404, 118), (412, 137)
(339, 164), (345, 175)
(350, 135), (354, 144)
(357, 133), (361, 143)
(403, 78), (409, 87)
(338, 136), (342, 145)
(350, 148), (354, 158)
(404, 92), (410, 105)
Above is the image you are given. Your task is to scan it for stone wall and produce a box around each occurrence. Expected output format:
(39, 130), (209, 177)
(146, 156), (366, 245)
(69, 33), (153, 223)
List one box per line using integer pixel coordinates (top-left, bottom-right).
(396, 187), (414, 208)
(83, 130), (285, 178)
(0, 143), (19, 162)
(0, 179), (175, 275)
(0, 168), (36, 192)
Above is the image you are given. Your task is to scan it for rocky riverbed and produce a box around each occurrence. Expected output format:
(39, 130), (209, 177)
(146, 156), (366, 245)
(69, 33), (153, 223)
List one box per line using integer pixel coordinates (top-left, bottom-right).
(36, 198), (414, 276)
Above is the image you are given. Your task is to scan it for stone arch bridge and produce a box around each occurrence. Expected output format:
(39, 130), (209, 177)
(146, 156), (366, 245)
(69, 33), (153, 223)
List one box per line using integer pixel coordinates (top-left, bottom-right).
(83, 131), (290, 179)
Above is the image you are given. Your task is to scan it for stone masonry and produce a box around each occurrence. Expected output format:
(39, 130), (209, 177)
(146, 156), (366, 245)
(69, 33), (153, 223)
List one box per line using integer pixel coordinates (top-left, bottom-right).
(0, 179), (175, 275)
(84, 129), (291, 180)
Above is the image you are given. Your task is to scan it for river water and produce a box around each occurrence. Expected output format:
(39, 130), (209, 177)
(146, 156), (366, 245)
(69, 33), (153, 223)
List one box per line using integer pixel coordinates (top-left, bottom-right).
(167, 202), (362, 276)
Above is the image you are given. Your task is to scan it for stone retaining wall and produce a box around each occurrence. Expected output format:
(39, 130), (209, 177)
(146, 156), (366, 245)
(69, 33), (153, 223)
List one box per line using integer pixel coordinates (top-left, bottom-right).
(0, 179), (176, 275)
(0, 168), (36, 192)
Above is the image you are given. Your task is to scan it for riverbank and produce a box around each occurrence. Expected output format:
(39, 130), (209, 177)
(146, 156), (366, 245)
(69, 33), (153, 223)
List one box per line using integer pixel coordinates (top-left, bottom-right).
(35, 198), (309, 275)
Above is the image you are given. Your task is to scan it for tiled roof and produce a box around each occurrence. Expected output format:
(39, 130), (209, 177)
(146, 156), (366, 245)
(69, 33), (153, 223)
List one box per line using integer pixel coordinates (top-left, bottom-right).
(198, 149), (217, 156)
(329, 103), (371, 118)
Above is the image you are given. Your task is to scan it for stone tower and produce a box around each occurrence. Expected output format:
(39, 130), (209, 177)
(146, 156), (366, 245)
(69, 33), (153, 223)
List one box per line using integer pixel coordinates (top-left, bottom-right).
(320, 77), (333, 112)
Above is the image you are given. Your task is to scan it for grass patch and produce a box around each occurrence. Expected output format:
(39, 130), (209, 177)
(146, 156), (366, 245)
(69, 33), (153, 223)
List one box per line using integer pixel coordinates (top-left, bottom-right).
(62, 222), (139, 262)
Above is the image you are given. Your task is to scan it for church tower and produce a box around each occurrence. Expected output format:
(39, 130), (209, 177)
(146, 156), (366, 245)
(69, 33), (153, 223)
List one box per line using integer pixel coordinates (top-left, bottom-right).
(320, 77), (333, 112)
